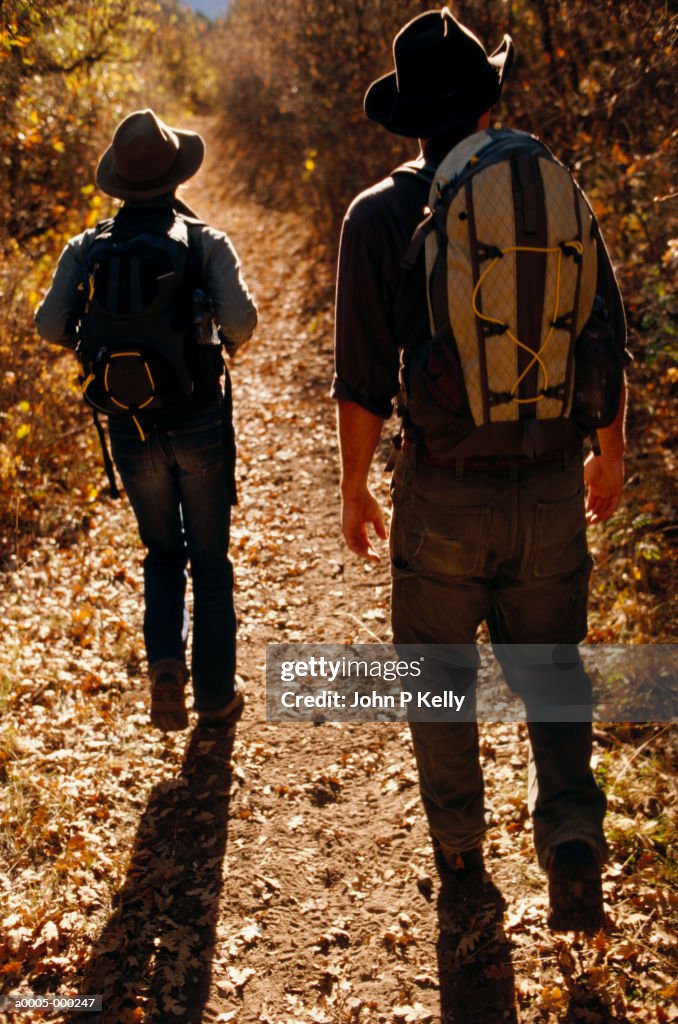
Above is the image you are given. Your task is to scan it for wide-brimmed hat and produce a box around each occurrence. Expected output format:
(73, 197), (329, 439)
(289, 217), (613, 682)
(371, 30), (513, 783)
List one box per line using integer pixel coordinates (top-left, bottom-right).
(96, 109), (205, 200)
(364, 7), (514, 138)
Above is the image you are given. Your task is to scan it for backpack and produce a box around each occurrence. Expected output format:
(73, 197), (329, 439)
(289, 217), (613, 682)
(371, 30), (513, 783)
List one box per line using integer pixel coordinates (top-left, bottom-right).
(76, 207), (199, 441)
(397, 128), (625, 460)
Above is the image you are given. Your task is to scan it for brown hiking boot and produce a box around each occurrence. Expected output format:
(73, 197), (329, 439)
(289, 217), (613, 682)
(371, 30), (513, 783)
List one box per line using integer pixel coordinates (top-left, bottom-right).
(547, 840), (605, 934)
(434, 840), (485, 879)
(149, 659), (189, 732)
(196, 687), (245, 729)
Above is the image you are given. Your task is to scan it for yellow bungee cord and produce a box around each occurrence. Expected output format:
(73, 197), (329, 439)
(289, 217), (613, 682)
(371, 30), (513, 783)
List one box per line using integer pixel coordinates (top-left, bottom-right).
(470, 241), (584, 403)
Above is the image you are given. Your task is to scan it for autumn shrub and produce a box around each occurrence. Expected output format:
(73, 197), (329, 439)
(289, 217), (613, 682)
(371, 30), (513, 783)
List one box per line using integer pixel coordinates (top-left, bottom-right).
(0, 0), (220, 567)
(217, 0), (434, 251)
(217, 0), (677, 319)
(0, 1), (220, 245)
(0, 254), (99, 569)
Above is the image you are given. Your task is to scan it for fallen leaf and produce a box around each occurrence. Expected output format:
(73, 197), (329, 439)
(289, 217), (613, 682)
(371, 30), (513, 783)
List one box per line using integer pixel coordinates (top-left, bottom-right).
(229, 966), (255, 991)
(393, 1003), (433, 1023)
(239, 922), (261, 945)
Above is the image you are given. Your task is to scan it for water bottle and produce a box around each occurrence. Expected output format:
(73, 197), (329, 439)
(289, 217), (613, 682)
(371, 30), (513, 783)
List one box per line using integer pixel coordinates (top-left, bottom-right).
(572, 296), (622, 429)
(192, 288), (220, 346)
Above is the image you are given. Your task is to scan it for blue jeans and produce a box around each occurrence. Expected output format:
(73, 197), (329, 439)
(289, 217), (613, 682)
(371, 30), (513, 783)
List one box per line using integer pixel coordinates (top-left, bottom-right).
(108, 407), (236, 712)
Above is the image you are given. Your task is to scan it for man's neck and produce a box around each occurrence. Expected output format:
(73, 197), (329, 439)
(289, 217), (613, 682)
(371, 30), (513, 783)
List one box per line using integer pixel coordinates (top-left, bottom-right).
(420, 113), (492, 165)
(422, 131), (480, 165)
(122, 193), (175, 210)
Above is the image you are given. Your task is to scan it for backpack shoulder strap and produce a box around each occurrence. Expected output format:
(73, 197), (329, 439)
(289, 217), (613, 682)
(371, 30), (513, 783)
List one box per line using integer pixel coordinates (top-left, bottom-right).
(87, 218), (116, 246)
(174, 215), (205, 295)
(392, 161), (437, 186)
(175, 211), (205, 228)
(166, 210), (190, 247)
(172, 195), (207, 225)
(95, 217), (115, 232)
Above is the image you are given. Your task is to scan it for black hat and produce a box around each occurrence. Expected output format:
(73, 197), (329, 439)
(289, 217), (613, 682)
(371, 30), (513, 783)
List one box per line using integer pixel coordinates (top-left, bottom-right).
(364, 7), (514, 138)
(96, 109), (205, 201)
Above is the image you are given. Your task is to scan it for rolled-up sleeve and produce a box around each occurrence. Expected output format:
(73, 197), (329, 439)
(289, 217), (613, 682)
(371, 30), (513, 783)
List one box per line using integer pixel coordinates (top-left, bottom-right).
(34, 233), (88, 347)
(332, 208), (400, 419)
(198, 226), (258, 350)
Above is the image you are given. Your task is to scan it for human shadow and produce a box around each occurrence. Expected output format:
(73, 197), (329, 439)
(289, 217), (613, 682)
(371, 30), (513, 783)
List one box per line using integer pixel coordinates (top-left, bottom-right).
(558, 971), (632, 1023)
(76, 724), (237, 1023)
(436, 872), (518, 1024)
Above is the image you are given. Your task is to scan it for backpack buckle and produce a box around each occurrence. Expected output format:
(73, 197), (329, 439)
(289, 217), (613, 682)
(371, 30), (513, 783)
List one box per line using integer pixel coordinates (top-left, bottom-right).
(551, 312), (574, 331)
(476, 243), (503, 262)
(542, 383), (567, 401)
(560, 241), (583, 264)
(482, 320), (509, 337)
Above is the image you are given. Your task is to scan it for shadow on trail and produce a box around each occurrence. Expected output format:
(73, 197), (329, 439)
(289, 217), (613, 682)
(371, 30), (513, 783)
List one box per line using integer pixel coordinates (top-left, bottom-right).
(436, 875), (518, 1024)
(76, 725), (237, 1024)
(558, 972), (633, 1024)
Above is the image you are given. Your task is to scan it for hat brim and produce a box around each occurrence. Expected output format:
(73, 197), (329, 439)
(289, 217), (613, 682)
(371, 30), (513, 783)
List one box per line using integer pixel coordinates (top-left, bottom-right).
(364, 35), (514, 138)
(95, 128), (205, 201)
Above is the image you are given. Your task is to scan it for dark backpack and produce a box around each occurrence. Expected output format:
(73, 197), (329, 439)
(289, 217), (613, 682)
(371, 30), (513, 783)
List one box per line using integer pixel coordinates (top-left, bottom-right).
(76, 207), (199, 439)
(397, 128), (625, 459)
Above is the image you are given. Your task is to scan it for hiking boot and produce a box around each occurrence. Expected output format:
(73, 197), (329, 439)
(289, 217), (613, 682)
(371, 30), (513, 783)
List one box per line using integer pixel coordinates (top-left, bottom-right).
(434, 840), (485, 879)
(149, 659), (189, 732)
(547, 840), (605, 934)
(196, 687), (245, 729)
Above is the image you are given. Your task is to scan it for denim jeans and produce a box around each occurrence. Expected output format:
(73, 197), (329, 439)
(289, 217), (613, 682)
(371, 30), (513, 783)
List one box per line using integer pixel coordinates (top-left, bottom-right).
(108, 406), (236, 712)
(390, 446), (607, 869)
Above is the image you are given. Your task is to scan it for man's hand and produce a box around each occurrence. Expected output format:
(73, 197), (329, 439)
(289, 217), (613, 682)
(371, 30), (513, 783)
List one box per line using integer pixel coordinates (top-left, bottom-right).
(584, 452), (624, 524)
(337, 400), (387, 560)
(341, 487), (387, 562)
(584, 373), (627, 524)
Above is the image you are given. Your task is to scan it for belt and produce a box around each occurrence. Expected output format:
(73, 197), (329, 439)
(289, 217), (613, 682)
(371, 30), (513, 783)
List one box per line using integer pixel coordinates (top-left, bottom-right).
(414, 446), (581, 472)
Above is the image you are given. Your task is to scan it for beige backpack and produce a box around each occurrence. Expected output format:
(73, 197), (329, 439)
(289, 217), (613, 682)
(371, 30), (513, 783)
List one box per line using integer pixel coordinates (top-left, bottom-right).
(400, 129), (621, 459)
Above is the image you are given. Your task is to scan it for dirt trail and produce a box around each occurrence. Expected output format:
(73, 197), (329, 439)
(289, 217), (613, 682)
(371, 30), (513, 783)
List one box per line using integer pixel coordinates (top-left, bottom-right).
(1, 122), (674, 1024)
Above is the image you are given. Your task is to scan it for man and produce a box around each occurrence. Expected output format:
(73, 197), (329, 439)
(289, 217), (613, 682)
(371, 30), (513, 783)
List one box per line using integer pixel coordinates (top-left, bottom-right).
(36, 109), (257, 732)
(333, 9), (629, 932)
